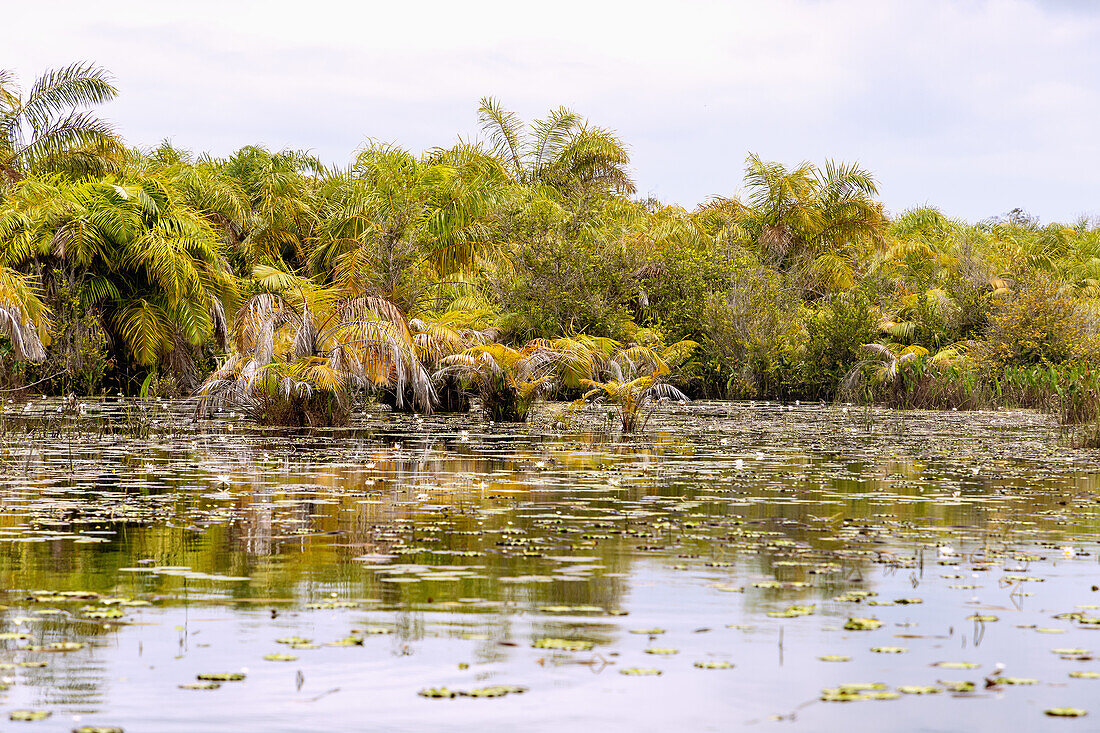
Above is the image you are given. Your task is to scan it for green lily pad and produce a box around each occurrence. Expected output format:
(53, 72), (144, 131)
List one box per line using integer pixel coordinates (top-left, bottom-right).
(819, 655), (851, 662)
(418, 687), (458, 698)
(1045, 708), (1088, 717)
(939, 680), (976, 692)
(628, 628), (666, 635)
(897, 685), (940, 694)
(844, 618), (882, 631)
(196, 673), (245, 682)
(263, 653), (298, 661)
(466, 685), (528, 697)
(620, 667), (662, 676)
(326, 636), (364, 647)
(932, 661), (980, 669)
(179, 682), (221, 690)
(10, 710), (51, 721)
(644, 647), (679, 655)
(870, 646), (908, 654)
(81, 607), (124, 620)
(73, 727), (125, 733)
(275, 636), (312, 645)
(1070, 671), (1100, 679)
(532, 638), (594, 651)
(693, 660), (733, 669)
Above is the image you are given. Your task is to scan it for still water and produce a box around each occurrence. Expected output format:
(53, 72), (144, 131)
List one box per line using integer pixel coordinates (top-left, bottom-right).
(0, 400), (1098, 731)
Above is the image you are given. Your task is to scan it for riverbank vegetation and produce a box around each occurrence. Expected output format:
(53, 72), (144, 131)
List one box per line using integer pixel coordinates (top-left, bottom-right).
(2, 63), (1099, 426)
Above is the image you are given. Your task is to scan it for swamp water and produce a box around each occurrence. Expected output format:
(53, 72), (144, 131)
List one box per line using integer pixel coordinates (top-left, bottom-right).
(0, 399), (1098, 731)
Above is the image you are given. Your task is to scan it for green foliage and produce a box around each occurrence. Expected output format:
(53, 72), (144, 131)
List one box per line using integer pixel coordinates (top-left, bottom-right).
(802, 290), (878, 399)
(5, 62), (1100, 427)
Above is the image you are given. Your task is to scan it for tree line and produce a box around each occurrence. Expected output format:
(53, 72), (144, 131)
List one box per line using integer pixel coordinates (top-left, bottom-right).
(2, 64), (1098, 427)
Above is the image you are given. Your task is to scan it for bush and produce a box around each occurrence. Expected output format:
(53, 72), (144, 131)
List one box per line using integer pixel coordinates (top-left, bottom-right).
(801, 290), (878, 399)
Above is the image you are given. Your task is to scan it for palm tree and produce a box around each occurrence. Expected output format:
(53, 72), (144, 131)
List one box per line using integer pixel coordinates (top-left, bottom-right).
(198, 266), (434, 424)
(573, 339), (695, 432)
(478, 97), (635, 197)
(733, 154), (885, 295)
(433, 338), (597, 422)
(309, 142), (503, 312)
(0, 264), (48, 361)
(0, 63), (122, 186)
(0, 173), (240, 381)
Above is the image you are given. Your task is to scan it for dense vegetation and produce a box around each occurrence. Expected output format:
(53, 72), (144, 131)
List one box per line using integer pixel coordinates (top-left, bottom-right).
(2, 64), (1099, 427)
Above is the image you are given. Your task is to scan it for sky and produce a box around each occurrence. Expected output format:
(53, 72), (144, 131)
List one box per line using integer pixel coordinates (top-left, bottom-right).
(7, 0), (1100, 223)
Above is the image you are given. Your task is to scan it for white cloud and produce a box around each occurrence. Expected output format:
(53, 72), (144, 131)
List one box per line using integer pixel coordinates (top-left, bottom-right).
(7, 0), (1100, 221)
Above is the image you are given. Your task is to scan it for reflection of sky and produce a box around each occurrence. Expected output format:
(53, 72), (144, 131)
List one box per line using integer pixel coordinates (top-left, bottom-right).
(6, 0), (1100, 223)
(0, 400), (1099, 730)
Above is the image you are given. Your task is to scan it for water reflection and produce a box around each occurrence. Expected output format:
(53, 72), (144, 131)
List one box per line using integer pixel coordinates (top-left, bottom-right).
(0, 400), (1097, 731)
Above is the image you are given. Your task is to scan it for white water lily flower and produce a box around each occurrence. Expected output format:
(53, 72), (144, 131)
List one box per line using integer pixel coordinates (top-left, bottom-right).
(1063, 546), (1075, 558)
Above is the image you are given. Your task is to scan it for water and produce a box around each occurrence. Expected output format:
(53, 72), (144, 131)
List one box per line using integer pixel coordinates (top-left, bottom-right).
(0, 399), (1097, 731)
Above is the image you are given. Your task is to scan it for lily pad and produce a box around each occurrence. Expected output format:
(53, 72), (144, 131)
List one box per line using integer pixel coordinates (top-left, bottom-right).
(1045, 708), (1088, 717)
(532, 638), (594, 652)
(844, 618), (882, 631)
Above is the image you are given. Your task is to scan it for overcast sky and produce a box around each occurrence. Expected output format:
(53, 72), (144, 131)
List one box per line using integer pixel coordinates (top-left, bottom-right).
(7, 0), (1100, 223)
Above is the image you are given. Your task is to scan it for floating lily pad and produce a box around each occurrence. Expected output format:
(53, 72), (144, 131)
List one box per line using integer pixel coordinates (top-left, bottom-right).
(620, 667), (662, 676)
(897, 685), (940, 694)
(818, 655), (851, 662)
(179, 682), (221, 690)
(693, 660), (733, 669)
(939, 680), (976, 692)
(326, 636), (364, 647)
(466, 685), (527, 697)
(644, 647), (679, 655)
(767, 605), (814, 618)
(10, 710), (51, 721)
(196, 673), (245, 682)
(1045, 708), (1088, 717)
(932, 661), (980, 669)
(264, 653), (298, 661)
(275, 636), (312, 645)
(629, 628), (666, 635)
(1070, 671), (1100, 679)
(532, 638), (594, 652)
(870, 646), (908, 654)
(844, 618), (882, 631)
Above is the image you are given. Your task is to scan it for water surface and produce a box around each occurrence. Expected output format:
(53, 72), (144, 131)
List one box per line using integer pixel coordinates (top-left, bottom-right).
(0, 400), (1097, 731)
